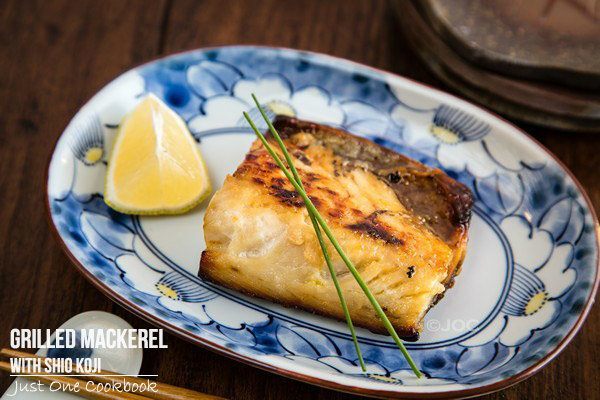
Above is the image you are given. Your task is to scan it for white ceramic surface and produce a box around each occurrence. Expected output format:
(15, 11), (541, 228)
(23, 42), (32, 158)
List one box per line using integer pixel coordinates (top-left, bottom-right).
(46, 46), (599, 398)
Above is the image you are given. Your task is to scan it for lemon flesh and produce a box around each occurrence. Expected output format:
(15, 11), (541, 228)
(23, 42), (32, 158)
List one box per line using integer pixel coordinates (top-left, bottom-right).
(105, 94), (211, 215)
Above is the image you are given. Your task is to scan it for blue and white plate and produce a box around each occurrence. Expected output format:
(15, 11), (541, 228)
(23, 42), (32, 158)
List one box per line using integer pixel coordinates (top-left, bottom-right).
(47, 46), (599, 398)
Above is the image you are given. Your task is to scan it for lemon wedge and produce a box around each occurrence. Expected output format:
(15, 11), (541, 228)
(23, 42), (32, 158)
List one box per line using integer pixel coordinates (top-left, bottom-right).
(105, 94), (211, 215)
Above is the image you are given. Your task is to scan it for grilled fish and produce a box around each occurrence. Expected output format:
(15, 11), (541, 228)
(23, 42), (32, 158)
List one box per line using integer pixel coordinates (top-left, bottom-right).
(200, 116), (473, 340)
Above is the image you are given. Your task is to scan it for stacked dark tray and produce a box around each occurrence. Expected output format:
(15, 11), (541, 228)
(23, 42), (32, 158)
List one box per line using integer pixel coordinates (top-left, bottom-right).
(392, 0), (600, 132)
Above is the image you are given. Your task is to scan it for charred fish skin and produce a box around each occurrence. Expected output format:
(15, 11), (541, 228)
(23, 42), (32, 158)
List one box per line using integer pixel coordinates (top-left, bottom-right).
(200, 116), (473, 340)
(272, 116), (474, 247)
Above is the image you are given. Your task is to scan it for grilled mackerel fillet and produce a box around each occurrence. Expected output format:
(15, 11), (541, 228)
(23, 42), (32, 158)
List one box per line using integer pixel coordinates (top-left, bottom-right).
(200, 116), (473, 340)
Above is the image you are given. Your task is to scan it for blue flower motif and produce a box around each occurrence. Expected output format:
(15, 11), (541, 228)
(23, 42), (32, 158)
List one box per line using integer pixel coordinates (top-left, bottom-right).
(280, 355), (454, 386)
(188, 74), (344, 136)
(186, 60), (243, 99)
(461, 216), (575, 349)
(47, 47), (598, 392)
(430, 105), (490, 144)
(389, 97), (546, 177)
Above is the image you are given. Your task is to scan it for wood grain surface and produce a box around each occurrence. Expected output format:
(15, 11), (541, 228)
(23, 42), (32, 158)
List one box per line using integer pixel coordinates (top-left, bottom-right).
(0, 1), (598, 399)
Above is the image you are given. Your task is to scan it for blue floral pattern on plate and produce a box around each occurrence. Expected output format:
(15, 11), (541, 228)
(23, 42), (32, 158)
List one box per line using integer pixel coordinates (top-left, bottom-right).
(47, 46), (598, 397)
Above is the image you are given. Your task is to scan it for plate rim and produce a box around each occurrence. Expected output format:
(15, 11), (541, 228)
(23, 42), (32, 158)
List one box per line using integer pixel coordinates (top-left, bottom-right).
(44, 45), (600, 399)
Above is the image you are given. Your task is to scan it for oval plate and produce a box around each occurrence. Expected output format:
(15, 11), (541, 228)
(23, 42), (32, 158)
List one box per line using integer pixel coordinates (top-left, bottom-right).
(47, 46), (599, 398)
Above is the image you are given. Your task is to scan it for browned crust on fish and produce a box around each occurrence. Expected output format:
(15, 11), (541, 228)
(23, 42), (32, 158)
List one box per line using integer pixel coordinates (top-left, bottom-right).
(200, 116), (473, 340)
(272, 116), (473, 249)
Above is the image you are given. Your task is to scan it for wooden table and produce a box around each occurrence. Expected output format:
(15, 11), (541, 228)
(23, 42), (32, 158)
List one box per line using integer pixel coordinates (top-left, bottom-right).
(0, 1), (598, 399)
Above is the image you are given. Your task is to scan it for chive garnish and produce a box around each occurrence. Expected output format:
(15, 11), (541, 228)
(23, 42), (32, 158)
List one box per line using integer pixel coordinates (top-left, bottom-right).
(250, 95), (366, 371)
(244, 96), (422, 378)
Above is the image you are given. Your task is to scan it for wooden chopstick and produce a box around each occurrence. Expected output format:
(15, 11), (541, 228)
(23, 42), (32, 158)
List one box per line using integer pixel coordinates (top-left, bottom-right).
(0, 360), (150, 400)
(1, 349), (226, 400)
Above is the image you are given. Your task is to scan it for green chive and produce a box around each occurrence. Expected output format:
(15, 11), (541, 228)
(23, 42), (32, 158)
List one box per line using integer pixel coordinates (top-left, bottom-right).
(243, 100), (422, 378)
(250, 95), (366, 371)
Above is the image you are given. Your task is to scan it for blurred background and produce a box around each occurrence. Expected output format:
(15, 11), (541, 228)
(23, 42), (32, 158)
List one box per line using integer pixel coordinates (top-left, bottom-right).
(395, 0), (599, 132)
(0, 1), (598, 399)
